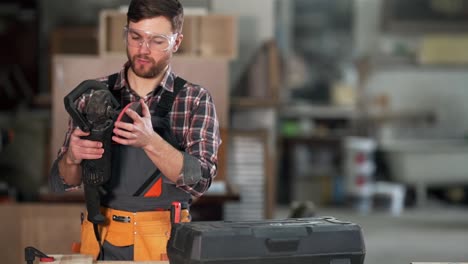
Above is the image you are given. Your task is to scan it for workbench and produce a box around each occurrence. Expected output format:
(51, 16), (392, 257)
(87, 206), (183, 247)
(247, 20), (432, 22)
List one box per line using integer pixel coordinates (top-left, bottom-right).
(39, 254), (169, 263)
(38, 256), (468, 264)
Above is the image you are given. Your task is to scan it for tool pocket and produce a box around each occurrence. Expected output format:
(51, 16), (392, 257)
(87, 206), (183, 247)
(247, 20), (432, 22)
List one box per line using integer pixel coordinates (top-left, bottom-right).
(134, 220), (171, 261)
(181, 209), (191, 223)
(105, 219), (134, 247)
(79, 216), (101, 260)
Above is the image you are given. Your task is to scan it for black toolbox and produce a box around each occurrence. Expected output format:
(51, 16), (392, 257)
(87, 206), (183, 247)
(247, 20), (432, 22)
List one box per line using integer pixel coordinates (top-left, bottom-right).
(167, 216), (365, 264)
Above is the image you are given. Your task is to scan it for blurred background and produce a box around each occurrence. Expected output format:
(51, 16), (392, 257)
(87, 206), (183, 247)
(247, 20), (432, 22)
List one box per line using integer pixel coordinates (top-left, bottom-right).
(1, 0), (468, 263)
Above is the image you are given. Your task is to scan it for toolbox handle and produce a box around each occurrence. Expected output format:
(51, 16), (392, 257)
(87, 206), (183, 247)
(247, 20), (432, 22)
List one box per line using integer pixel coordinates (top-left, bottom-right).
(265, 238), (299, 252)
(322, 216), (352, 225)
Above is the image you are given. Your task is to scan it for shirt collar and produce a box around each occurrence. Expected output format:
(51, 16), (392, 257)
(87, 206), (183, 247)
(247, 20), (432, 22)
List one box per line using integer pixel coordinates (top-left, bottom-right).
(160, 65), (175, 93)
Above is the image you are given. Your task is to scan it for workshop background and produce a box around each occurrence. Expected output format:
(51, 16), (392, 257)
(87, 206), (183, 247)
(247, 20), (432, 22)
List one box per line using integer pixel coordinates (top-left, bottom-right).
(1, 0), (468, 263)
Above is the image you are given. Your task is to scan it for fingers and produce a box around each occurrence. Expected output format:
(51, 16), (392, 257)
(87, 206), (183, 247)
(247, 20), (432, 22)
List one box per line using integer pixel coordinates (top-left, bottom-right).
(112, 135), (131, 145)
(124, 107), (141, 122)
(71, 127), (102, 148)
(68, 127), (104, 161)
(113, 126), (136, 139)
(114, 120), (134, 132)
(112, 121), (135, 145)
(75, 145), (105, 160)
(112, 100), (152, 147)
(66, 145), (103, 163)
(72, 127), (90, 137)
(68, 144), (104, 162)
(123, 100), (149, 122)
(80, 140), (103, 148)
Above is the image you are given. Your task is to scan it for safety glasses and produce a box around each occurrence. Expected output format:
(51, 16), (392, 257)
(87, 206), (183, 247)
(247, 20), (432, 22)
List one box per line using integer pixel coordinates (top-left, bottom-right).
(123, 26), (177, 52)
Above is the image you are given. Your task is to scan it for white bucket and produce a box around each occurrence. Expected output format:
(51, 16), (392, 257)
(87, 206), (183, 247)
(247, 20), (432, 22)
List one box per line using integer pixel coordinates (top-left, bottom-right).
(344, 137), (377, 213)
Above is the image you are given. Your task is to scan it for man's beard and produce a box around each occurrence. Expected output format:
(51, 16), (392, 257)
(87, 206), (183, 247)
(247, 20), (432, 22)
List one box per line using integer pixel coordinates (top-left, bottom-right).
(128, 52), (169, 79)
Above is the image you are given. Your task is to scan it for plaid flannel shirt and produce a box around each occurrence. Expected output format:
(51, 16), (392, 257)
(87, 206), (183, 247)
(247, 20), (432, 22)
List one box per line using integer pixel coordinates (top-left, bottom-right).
(55, 62), (221, 197)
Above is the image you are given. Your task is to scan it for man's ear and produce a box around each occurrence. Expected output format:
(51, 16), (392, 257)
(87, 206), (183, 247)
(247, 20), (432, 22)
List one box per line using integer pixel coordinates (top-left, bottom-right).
(173, 33), (184, 52)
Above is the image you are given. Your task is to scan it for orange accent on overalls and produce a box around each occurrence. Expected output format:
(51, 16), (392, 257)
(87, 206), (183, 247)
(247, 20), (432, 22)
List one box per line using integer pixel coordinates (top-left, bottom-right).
(79, 207), (190, 261)
(144, 177), (162, 197)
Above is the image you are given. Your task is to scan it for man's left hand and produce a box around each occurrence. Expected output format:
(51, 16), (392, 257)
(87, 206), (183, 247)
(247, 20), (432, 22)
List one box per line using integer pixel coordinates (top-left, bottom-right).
(112, 99), (156, 148)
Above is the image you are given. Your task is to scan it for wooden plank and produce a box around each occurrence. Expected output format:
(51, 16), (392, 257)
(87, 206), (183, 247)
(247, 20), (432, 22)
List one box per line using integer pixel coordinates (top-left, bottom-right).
(40, 254), (92, 264)
(20, 204), (84, 258)
(98, 11), (237, 59)
(418, 35), (468, 65)
(0, 204), (84, 263)
(98, 10), (127, 56)
(39, 254), (169, 263)
(199, 15), (237, 58)
(0, 204), (21, 264)
(100, 262), (168, 264)
(51, 27), (98, 55)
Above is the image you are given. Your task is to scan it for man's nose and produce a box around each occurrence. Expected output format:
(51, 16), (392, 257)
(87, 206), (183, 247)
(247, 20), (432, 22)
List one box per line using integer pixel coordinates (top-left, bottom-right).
(139, 40), (151, 53)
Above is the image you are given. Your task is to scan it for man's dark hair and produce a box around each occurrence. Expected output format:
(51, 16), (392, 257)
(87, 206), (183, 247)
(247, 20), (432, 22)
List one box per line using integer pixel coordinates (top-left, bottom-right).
(127, 0), (184, 33)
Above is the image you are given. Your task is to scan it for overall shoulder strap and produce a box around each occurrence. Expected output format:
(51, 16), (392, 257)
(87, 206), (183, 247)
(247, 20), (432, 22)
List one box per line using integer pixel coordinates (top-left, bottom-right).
(107, 72), (119, 89)
(154, 77), (187, 117)
(106, 73), (120, 102)
(133, 77), (187, 197)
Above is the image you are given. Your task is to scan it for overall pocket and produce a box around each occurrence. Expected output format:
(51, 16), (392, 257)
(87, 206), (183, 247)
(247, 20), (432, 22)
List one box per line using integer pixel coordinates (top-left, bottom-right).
(134, 220), (171, 261)
(79, 217), (102, 260)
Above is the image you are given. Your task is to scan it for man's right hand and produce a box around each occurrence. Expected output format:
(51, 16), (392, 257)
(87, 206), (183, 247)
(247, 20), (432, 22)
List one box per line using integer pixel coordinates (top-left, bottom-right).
(65, 127), (105, 165)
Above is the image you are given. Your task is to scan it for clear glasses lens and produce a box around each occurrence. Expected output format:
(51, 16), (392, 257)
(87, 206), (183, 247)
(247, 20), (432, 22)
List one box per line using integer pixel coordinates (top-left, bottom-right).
(124, 27), (175, 51)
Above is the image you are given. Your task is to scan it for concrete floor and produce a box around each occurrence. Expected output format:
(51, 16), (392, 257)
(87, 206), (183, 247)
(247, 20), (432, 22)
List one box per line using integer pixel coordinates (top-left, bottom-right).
(274, 201), (468, 264)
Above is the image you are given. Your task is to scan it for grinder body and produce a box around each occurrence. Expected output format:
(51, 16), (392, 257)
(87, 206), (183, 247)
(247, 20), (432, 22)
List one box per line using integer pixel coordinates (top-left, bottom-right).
(64, 80), (120, 224)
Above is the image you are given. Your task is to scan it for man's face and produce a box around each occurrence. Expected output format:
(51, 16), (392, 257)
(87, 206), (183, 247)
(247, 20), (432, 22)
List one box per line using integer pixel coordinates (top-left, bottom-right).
(126, 17), (181, 79)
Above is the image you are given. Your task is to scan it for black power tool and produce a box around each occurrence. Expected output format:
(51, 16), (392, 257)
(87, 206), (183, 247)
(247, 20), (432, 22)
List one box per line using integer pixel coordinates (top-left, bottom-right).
(64, 80), (120, 224)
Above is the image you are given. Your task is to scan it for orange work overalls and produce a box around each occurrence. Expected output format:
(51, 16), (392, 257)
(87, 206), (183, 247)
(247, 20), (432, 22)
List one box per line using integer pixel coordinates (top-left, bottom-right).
(78, 75), (192, 261)
(80, 207), (190, 260)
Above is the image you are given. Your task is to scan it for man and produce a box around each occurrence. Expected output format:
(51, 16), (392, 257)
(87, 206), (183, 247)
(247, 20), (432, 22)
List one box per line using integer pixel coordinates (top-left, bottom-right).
(49, 0), (221, 261)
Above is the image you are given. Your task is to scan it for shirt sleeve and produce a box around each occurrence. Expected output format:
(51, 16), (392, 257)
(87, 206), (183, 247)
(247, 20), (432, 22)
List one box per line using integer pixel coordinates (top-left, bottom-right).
(48, 117), (83, 192)
(175, 88), (221, 197)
